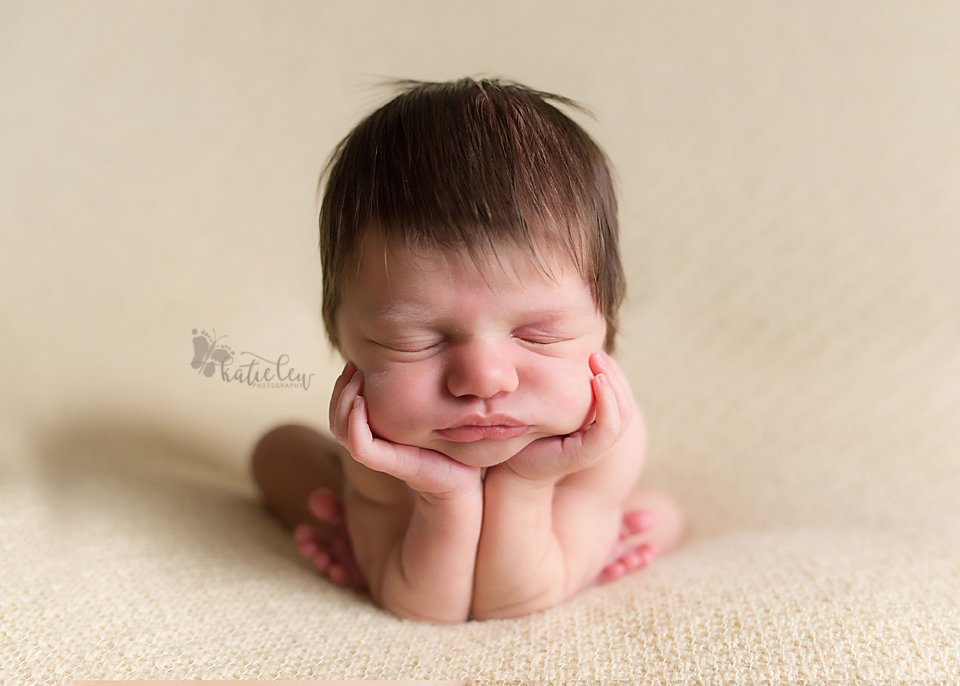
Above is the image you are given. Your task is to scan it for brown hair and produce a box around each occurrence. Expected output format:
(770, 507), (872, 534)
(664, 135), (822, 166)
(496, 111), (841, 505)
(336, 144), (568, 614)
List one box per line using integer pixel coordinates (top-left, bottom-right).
(319, 77), (625, 351)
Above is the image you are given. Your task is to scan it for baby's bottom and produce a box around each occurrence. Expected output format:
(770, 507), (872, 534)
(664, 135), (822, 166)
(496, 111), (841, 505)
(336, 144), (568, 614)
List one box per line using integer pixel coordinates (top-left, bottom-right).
(251, 425), (365, 589)
(251, 424), (681, 590)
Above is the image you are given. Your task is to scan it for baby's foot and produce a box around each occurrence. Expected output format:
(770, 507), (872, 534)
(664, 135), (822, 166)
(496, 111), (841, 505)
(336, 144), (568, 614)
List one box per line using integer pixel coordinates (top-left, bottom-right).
(294, 488), (366, 591)
(597, 508), (660, 584)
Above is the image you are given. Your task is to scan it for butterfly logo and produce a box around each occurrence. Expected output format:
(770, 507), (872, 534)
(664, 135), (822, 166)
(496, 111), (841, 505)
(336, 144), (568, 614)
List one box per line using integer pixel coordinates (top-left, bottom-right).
(190, 329), (234, 377)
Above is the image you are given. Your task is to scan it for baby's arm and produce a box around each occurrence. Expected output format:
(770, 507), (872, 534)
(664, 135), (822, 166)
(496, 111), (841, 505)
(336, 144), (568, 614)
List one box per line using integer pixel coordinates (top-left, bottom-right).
(472, 352), (644, 620)
(330, 363), (483, 624)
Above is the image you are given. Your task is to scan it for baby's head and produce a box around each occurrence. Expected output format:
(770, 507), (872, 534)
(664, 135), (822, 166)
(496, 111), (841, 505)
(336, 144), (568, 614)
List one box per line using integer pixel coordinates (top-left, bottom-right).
(318, 78), (626, 465)
(319, 77), (624, 354)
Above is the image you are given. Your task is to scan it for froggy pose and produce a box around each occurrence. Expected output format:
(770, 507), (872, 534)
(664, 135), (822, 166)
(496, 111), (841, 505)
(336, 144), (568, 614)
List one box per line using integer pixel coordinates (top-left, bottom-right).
(252, 78), (683, 623)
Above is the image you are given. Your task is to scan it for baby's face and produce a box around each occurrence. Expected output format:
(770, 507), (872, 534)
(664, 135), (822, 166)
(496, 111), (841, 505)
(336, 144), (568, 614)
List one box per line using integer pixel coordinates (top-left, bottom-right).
(336, 234), (607, 468)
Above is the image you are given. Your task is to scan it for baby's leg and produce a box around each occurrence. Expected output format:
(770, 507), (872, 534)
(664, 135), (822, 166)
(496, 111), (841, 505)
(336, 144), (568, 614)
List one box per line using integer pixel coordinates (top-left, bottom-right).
(598, 489), (684, 583)
(252, 424), (345, 528)
(251, 424), (364, 589)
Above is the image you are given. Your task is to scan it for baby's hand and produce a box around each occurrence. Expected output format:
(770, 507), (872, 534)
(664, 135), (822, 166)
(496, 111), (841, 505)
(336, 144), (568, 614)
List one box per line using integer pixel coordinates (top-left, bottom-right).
(330, 362), (481, 499)
(504, 352), (634, 482)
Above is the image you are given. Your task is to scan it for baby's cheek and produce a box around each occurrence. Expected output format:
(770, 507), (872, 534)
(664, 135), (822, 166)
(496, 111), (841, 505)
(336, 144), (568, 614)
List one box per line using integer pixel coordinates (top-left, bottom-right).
(361, 368), (435, 444)
(568, 364), (599, 428)
(537, 356), (597, 434)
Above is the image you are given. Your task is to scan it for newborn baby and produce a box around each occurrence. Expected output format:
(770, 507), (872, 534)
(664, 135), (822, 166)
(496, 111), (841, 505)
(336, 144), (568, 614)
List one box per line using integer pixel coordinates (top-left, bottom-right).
(252, 78), (683, 623)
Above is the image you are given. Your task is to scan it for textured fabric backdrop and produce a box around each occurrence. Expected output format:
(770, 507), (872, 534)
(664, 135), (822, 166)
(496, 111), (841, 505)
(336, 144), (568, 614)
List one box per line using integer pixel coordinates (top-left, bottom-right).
(2, 1), (959, 682)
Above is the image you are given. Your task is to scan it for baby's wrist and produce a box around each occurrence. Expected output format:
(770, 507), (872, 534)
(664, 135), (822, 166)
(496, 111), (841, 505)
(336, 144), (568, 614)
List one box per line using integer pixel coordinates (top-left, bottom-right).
(490, 462), (560, 490)
(416, 474), (483, 504)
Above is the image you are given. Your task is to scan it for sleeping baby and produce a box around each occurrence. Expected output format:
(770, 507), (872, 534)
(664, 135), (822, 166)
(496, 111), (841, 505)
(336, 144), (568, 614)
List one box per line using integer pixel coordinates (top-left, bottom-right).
(251, 77), (683, 623)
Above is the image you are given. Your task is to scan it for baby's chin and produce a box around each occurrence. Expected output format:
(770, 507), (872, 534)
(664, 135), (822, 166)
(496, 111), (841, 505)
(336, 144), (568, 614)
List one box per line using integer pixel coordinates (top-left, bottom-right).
(431, 432), (553, 469)
(430, 411), (595, 468)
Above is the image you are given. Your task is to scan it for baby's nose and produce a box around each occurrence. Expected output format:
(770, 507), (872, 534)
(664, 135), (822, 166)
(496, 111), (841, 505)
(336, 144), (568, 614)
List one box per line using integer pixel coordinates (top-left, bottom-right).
(445, 339), (519, 399)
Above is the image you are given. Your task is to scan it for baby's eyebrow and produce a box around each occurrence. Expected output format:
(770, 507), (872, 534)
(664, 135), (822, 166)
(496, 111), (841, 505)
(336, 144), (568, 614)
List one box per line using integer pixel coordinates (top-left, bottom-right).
(514, 305), (596, 324)
(374, 304), (437, 327)
(374, 305), (591, 330)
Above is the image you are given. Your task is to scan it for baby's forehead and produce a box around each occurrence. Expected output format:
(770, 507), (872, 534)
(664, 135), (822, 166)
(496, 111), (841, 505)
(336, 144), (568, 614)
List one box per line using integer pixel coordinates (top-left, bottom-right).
(346, 233), (598, 310)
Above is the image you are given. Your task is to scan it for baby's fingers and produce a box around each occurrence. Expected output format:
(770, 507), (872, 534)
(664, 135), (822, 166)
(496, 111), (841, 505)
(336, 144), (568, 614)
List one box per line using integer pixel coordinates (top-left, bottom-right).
(331, 368), (363, 445)
(579, 354), (633, 458)
(590, 353), (635, 427)
(578, 372), (623, 456)
(328, 362), (356, 432)
(346, 394), (376, 456)
(347, 397), (475, 496)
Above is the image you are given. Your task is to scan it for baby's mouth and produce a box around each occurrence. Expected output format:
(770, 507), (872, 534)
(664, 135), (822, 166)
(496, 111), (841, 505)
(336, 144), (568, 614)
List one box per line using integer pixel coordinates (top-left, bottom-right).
(435, 416), (531, 442)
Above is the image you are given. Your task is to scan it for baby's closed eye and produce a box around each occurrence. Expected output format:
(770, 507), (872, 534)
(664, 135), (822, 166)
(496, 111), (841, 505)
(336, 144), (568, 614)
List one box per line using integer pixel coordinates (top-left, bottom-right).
(511, 327), (578, 347)
(370, 335), (444, 356)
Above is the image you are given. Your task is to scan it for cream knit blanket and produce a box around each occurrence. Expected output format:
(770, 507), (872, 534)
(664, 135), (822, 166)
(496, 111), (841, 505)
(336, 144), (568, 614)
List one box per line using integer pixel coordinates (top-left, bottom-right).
(2, 1), (958, 682)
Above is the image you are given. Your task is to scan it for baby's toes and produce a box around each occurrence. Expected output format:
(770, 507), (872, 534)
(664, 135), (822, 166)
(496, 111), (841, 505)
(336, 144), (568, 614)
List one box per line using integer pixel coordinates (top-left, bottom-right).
(294, 525), (335, 571)
(624, 542), (659, 571)
(294, 525), (320, 555)
(620, 509), (654, 537)
(598, 561), (627, 583)
(622, 548), (644, 570)
(326, 563), (349, 586)
(598, 541), (661, 584)
(308, 488), (345, 525)
(311, 550), (333, 574)
(314, 531), (363, 590)
(293, 517), (366, 591)
(637, 542), (660, 566)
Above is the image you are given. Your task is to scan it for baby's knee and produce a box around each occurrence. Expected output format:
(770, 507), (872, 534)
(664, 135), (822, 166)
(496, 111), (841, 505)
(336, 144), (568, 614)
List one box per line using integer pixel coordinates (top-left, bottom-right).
(252, 424), (305, 484)
(251, 424), (343, 491)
